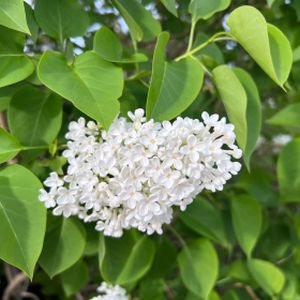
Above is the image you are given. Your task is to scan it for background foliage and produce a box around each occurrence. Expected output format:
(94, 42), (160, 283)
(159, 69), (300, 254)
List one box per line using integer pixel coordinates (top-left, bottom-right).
(0, 0), (300, 299)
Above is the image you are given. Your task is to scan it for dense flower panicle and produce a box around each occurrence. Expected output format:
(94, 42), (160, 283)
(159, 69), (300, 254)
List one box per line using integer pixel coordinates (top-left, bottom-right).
(39, 109), (242, 237)
(89, 282), (128, 300)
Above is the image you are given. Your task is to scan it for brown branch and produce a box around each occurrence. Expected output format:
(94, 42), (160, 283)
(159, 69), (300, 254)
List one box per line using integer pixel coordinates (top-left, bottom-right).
(2, 272), (29, 300)
(20, 291), (40, 300)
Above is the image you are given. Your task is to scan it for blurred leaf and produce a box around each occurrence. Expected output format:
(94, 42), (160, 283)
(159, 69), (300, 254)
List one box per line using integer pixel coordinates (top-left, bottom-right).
(0, 26), (24, 54)
(99, 232), (156, 285)
(35, 0), (89, 40)
(277, 138), (300, 202)
(147, 32), (204, 121)
(178, 239), (218, 298)
(39, 217), (86, 278)
(60, 260), (89, 297)
(0, 128), (22, 163)
(266, 103), (300, 129)
(194, 32), (224, 65)
(180, 196), (228, 246)
(0, 0), (30, 34)
(24, 3), (39, 42)
(231, 195), (262, 258)
(113, 0), (161, 41)
(247, 259), (285, 295)
(140, 278), (166, 300)
(38, 51), (123, 129)
(227, 260), (253, 283)
(227, 5), (292, 87)
(8, 85), (62, 146)
(160, 0), (178, 17)
(189, 0), (230, 21)
(0, 55), (34, 88)
(0, 164), (46, 279)
(93, 26), (148, 63)
(146, 237), (177, 279)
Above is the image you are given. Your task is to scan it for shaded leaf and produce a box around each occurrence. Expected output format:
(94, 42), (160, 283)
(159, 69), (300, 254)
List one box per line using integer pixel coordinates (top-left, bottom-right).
(277, 138), (300, 202)
(8, 86), (62, 146)
(99, 232), (156, 285)
(180, 196), (228, 246)
(0, 165), (46, 279)
(39, 217), (86, 278)
(160, 0), (178, 17)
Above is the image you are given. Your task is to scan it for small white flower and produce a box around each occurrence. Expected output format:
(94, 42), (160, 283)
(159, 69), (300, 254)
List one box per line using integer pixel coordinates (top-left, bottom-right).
(89, 282), (128, 300)
(39, 109), (242, 237)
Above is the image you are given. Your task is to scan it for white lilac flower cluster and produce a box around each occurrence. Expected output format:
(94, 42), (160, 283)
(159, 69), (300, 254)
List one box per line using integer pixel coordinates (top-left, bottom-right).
(89, 282), (128, 300)
(39, 109), (242, 237)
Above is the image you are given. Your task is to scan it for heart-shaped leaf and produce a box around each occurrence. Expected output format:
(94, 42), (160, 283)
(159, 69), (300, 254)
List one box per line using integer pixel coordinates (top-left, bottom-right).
(37, 51), (124, 128)
(0, 164), (46, 279)
(227, 6), (292, 87)
(147, 32), (204, 121)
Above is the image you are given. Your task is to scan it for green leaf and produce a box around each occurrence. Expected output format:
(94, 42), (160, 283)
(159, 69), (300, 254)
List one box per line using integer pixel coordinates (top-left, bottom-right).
(227, 260), (253, 284)
(0, 0), (30, 34)
(178, 239), (218, 298)
(0, 128), (22, 163)
(0, 55), (34, 88)
(147, 32), (204, 121)
(213, 65), (261, 169)
(35, 0), (89, 40)
(277, 138), (300, 202)
(113, 0), (161, 42)
(8, 85), (62, 147)
(231, 195), (262, 258)
(146, 237), (177, 279)
(180, 196), (228, 246)
(39, 217), (86, 278)
(266, 103), (300, 129)
(233, 68), (261, 169)
(140, 278), (166, 300)
(0, 26), (24, 54)
(189, 0), (230, 21)
(247, 259), (285, 295)
(0, 164), (46, 279)
(99, 232), (156, 285)
(37, 51), (123, 129)
(227, 5), (292, 87)
(60, 260), (89, 297)
(93, 26), (148, 63)
(24, 3), (39, 42)
(212, 66), (247, 152)
(160, 0), (178, 17)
